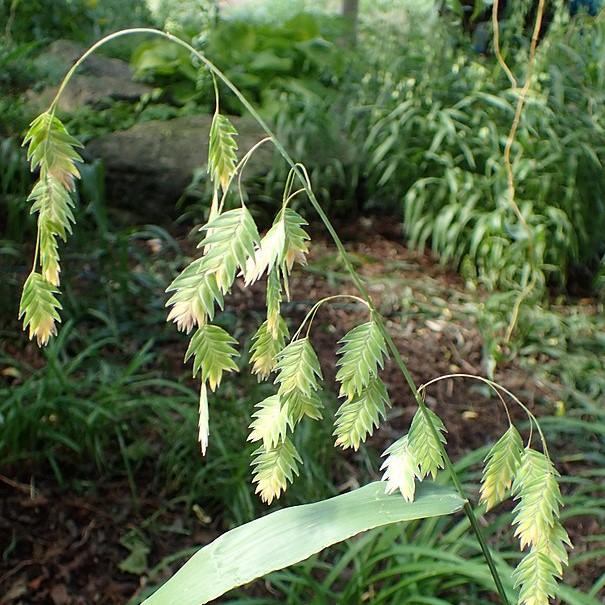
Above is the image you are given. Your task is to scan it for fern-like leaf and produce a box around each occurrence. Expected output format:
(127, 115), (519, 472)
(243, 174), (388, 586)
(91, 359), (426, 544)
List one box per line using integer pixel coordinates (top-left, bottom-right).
(336, 319), (388, 400)
(251, 437), (302, 504)
(18, 272), (62, 346)
(408, 407), (447, 480)
(185, 324), (239, 390)
(208, 113), (238, 191)
(248, 394), (289, 449)
(23, 112), (83, 187)
(334, 378), (390, 450)
(250, 318), (288, 380)
(274, 337), (322, 397)
(480, 425), (523, 510)
(283, 390), (323, 428)
(198, 207), (260, 293)
(380, 435), (419, 502)
(166, 259), (224, 333)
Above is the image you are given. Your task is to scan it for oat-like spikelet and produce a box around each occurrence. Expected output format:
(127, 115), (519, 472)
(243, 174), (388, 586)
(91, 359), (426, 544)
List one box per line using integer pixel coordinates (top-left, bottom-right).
(381, 435), (419, 502)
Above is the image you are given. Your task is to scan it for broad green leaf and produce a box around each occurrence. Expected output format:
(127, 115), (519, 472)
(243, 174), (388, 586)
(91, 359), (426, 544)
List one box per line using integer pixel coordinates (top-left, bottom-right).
(142, 482), (464, 605)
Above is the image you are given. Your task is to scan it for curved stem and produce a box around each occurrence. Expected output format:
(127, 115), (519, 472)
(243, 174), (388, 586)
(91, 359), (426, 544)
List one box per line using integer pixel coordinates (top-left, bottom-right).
(291, 294), (369, 341)
(419, 373), (513, 426)
(419, 372), (548, 457)
(48, 28), (511, 605)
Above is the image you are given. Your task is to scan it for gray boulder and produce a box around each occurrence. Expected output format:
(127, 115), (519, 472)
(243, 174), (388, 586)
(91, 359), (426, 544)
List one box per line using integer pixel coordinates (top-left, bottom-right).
(28, 40), (151, 112)
(85, 115), (271, 219)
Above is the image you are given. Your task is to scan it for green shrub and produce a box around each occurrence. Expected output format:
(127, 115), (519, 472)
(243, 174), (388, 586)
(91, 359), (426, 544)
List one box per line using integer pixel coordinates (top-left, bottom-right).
(361, 13), (605, 292)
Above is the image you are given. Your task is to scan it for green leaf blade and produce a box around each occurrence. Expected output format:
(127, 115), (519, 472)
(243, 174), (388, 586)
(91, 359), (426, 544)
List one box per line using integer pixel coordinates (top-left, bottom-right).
(142, 482), (464, 605)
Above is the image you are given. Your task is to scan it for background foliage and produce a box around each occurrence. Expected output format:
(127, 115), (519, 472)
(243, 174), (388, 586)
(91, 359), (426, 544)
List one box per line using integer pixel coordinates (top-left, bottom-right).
(1, 1), (604, 604)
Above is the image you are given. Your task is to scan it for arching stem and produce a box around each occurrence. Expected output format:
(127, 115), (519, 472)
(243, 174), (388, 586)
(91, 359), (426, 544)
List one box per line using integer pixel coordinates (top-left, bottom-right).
(48, 28), (511, 605)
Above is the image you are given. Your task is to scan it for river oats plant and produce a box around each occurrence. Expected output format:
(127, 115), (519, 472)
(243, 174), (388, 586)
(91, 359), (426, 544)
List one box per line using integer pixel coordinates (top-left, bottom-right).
(17, 28), (570, 605)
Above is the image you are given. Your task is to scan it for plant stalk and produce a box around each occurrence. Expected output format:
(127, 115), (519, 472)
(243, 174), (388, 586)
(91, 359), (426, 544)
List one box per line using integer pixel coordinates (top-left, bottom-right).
(48, 27), (511, 605)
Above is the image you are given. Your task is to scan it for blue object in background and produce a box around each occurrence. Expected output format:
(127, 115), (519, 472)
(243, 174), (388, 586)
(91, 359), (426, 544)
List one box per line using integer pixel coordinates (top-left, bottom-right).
(570, 0), (602, 16)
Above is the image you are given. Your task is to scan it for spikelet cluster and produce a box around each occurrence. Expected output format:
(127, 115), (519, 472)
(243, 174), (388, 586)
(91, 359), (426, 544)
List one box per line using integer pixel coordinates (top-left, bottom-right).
(20, 112), (83, 345)
(478, 425), (570, 605)
(165, 114), (259, 454)
(249, 336), (323, 503)
(380, 406), (447, 501)
(166, 111), (314, 464)
(511, 449), (571, 605)
(333, 317), (390, 450)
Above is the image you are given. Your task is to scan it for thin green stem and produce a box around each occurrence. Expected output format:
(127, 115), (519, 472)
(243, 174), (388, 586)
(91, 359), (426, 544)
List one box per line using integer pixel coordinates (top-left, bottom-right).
(292, 294), (370, 341)
(47, 27), (511, 605)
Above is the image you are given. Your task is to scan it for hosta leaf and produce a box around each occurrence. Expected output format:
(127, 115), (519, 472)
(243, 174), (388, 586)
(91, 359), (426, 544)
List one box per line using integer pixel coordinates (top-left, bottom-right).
(208, 113), (237, 191)
(198, 207), (260, 293)
(251, 437), (302, 504)
(480, 424), (523, 510)
(166, 259), (224, 333)
(250, 318), (288, 380)
(248, 394), (289, 449)
(274, 338), (322, 397)
(381, 435), (419, 502)
(336, 319), (388, 400)
(142, 482), (464, 605)
(23, 112), (83, 187)
(185, 324), (239, 391)
(408, 407), (447, 480)
(284, 390), (324, 428)
(19, 272), (62, 346)
(334, 377), (390, 450)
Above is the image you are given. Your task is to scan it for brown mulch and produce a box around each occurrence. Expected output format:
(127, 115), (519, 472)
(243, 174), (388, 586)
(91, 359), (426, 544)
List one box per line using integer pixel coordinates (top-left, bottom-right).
(0, 217), (600, 604)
